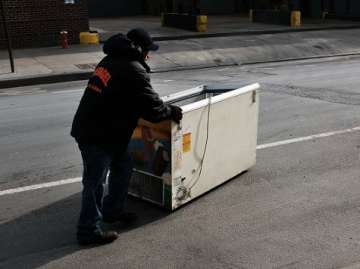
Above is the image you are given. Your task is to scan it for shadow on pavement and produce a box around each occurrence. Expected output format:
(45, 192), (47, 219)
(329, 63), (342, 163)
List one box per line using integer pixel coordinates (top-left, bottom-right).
(0, 193), (169, 269)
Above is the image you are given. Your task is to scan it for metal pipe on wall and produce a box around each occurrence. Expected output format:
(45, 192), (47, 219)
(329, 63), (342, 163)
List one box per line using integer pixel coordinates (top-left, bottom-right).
(0, 0), (14, 73)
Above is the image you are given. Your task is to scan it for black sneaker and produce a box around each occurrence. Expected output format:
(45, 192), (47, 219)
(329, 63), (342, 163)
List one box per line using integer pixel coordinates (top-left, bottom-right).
(103, 212), (138, 224)
(77, 230), (118, 246)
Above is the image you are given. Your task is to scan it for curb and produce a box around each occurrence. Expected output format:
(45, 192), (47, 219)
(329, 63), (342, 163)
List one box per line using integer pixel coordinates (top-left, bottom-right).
(2, 51), (360, 89)
(99, 24), (360, 43)
(0, 72), (92, 89)
(0, 63), (237, 89)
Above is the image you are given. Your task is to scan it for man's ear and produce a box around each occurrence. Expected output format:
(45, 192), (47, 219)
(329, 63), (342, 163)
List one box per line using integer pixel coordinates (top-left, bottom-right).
(129, 40), (141, 52)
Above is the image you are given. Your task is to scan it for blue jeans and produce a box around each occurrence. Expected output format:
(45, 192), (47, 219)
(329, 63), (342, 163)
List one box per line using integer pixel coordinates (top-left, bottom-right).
(77, 143), (133, 237)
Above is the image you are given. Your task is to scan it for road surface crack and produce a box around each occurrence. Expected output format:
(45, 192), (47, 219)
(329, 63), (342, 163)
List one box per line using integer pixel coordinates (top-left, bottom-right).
(262, 83), (360, 106)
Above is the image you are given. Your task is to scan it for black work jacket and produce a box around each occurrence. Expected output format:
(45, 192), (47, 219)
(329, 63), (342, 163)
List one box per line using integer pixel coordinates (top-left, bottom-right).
(71, 35), (172, 150)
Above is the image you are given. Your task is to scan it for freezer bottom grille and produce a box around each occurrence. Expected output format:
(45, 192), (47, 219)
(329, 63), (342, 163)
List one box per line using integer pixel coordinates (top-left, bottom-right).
(129, 170), (164, 206)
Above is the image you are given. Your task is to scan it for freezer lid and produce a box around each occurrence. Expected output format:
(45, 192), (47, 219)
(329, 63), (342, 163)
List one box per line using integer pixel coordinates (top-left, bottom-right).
(161, 85), (204, 104)
(181, 83), (260, 113)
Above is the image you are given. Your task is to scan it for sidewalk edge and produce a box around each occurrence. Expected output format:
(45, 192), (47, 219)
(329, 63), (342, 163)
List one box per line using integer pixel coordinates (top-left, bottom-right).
(2, 50), (360, 90)
(149, 25), (360, 42)
(0, 72), (92, 89)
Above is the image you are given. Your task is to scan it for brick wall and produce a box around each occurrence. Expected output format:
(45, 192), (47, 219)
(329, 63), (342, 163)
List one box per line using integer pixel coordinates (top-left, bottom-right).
(0, 0), (89, 48)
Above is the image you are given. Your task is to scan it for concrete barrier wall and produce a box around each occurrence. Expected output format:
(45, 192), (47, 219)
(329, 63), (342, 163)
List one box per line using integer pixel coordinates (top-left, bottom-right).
(253, 10), (291, 25)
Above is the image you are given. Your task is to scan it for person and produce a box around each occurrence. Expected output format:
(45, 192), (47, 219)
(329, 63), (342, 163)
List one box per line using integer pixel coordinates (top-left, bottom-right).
(71, 28), (183, 246)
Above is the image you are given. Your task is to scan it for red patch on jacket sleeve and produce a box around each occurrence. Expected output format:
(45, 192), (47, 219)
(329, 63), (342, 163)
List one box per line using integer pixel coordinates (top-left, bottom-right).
(93, 67), (111, 87)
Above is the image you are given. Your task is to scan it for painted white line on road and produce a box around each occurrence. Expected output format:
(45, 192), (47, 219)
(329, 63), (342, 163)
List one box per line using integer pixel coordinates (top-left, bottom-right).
(256, 126), (360, 150)
(1, 126), (360, 197)
(51, 88), (84, 94)
(0, 177), (81, 197)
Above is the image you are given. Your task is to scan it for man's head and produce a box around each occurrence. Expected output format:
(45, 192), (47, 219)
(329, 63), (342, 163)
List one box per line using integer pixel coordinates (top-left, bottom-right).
(127, 28), (159, 61)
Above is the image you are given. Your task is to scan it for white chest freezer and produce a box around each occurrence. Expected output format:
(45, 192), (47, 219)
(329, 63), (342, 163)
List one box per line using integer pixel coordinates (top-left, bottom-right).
(128, 83), (260, 210)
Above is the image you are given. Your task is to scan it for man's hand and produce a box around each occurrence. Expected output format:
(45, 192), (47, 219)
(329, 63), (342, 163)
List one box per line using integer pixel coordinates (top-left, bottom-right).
(170, 105), (183, 124)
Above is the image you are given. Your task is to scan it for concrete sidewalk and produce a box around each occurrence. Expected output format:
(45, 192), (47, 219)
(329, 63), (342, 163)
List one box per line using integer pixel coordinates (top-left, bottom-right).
(1, 16), (360, 89)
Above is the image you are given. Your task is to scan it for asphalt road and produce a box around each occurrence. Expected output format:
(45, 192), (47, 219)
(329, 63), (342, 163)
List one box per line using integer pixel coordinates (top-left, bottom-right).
(1, 56), (360, 268)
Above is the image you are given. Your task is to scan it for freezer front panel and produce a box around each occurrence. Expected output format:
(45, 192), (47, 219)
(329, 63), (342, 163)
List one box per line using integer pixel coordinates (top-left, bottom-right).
(128, 120), (173, 209)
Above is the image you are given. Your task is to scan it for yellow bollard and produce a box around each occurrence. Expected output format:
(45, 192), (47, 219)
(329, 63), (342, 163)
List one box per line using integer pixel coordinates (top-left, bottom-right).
(291, 11), (301, 27)
(196, 15), (207, 32)
(79, 32), (100, 45)
(249, 9), (253, 22)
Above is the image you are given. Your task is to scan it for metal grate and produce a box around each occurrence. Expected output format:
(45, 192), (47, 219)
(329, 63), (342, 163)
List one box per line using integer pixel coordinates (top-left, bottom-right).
(129, 170), (164, 206)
